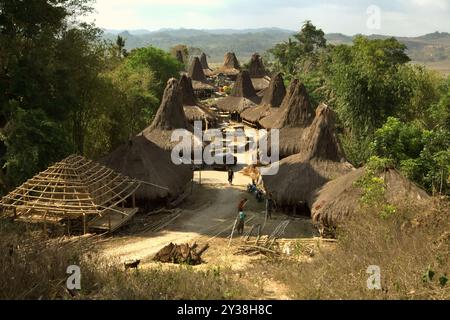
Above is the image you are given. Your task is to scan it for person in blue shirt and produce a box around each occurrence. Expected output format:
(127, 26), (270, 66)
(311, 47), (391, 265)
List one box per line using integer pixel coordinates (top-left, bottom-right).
(237, 199), (248, 235)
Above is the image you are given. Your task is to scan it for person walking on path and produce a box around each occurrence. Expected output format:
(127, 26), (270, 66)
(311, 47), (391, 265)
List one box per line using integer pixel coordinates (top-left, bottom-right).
(228, 167), (235, 185)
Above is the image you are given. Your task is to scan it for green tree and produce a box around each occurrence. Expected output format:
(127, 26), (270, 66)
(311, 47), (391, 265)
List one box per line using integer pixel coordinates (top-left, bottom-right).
(116, 35), (128, 58)
(127, 46), (183, 99)
(269, 21), (328, 78)
(327, 36), (411, 136)
(0, 0), (105, 190)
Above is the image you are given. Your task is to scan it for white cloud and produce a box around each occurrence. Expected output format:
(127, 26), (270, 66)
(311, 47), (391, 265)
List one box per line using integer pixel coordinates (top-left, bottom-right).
(83, 0), (450, 35)
(410, 0), (449, 10)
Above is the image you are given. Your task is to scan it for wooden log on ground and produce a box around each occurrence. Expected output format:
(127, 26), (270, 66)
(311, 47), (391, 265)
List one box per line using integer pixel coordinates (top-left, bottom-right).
(153, 242), (210, 265)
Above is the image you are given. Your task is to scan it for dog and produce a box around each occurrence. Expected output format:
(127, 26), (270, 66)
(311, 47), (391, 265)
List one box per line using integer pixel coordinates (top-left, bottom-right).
(124, 259), (141, 271)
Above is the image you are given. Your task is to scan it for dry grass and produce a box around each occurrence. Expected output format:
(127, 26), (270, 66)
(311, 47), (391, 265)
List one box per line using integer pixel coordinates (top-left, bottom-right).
(0, 220), (247, 300)
(2, 197), (448, 300)
(255, 199), (450, 300)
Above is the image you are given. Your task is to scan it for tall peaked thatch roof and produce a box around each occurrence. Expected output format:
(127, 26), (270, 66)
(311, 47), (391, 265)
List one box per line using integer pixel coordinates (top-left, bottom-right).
(214, 52), (241, 77)
(231, 70), (256, 97)
(302, 104), (346, 162)
(143, 78), (193, 150)
(149, 78), (189, 131)
(200, 53), (210, 70)
(0, 155), (141, 222)
(258, 79), (315, 158)
(200, 53), (213, 76)
(179, 75), (216, 123)
(188, 57), (207, 83)
(224, 52), (240, 69)
(248, 53), (268, 78)
(188, 57), (215, 91)
(260, 80), (314, 130)
(310, 167), (430, 234)
(262, 104), (354, 207)
(216, 70), (261, 113)
(179, 74), (197, 107)
(101, 136), (193, 202)
(261, 73), (286, 108)
(241, 73), (286, 125)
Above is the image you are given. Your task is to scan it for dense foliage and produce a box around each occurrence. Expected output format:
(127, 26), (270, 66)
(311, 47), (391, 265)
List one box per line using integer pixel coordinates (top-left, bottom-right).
(269, 22), (450, 195)
(0, 0), (182, 193)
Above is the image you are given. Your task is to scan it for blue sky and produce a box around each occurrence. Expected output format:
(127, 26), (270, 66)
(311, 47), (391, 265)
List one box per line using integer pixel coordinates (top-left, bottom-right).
(86, 0), (450, 36)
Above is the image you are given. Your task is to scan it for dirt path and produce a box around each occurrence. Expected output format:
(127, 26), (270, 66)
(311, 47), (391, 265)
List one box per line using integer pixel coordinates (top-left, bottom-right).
(97, 128), (316, 300)
(98, 170), (255, 263)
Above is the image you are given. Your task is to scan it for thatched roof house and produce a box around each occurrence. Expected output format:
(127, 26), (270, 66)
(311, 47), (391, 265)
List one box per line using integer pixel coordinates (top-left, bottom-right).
(259, 79), (315, 158)
(214, 52), (241, 78)
(101, 136), (193, 203)
(179, 74), (216, 125)
(241, 73), (286, 127)
(142, 78), (195, 151)
(262, 104), (354, 212)
(248, 53), (271, 92)
(0, 155), (141, 233)
(200, 53), (214, 77)
(188, 57), (215, 97)
(188, 57), (215, 92)
(310, 167), (430, 234)
(216, 70), (261, 114)
(260, 80), (313, 130)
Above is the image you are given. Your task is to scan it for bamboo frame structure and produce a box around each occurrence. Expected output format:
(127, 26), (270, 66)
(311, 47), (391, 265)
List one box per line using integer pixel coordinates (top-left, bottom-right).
(0, 155), (141, 232)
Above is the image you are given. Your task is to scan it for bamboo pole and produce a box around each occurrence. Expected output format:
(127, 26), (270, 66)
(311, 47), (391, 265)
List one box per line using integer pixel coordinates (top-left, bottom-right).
(83, 214), (87, 235)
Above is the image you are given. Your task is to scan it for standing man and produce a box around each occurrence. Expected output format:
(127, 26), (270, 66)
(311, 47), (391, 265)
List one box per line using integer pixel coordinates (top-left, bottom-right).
(237, 198), (248, 235)
(266, 193), (274, 221)
(228, 167), (235, 185)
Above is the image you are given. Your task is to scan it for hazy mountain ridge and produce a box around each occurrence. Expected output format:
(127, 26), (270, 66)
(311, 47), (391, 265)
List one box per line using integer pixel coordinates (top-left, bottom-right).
(102, 29), (450, 72)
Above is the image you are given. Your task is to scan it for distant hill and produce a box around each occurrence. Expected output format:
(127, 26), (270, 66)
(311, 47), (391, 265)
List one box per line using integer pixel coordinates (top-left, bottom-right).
(102, 29), (450, 75)
(102, 28), (294, 62)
